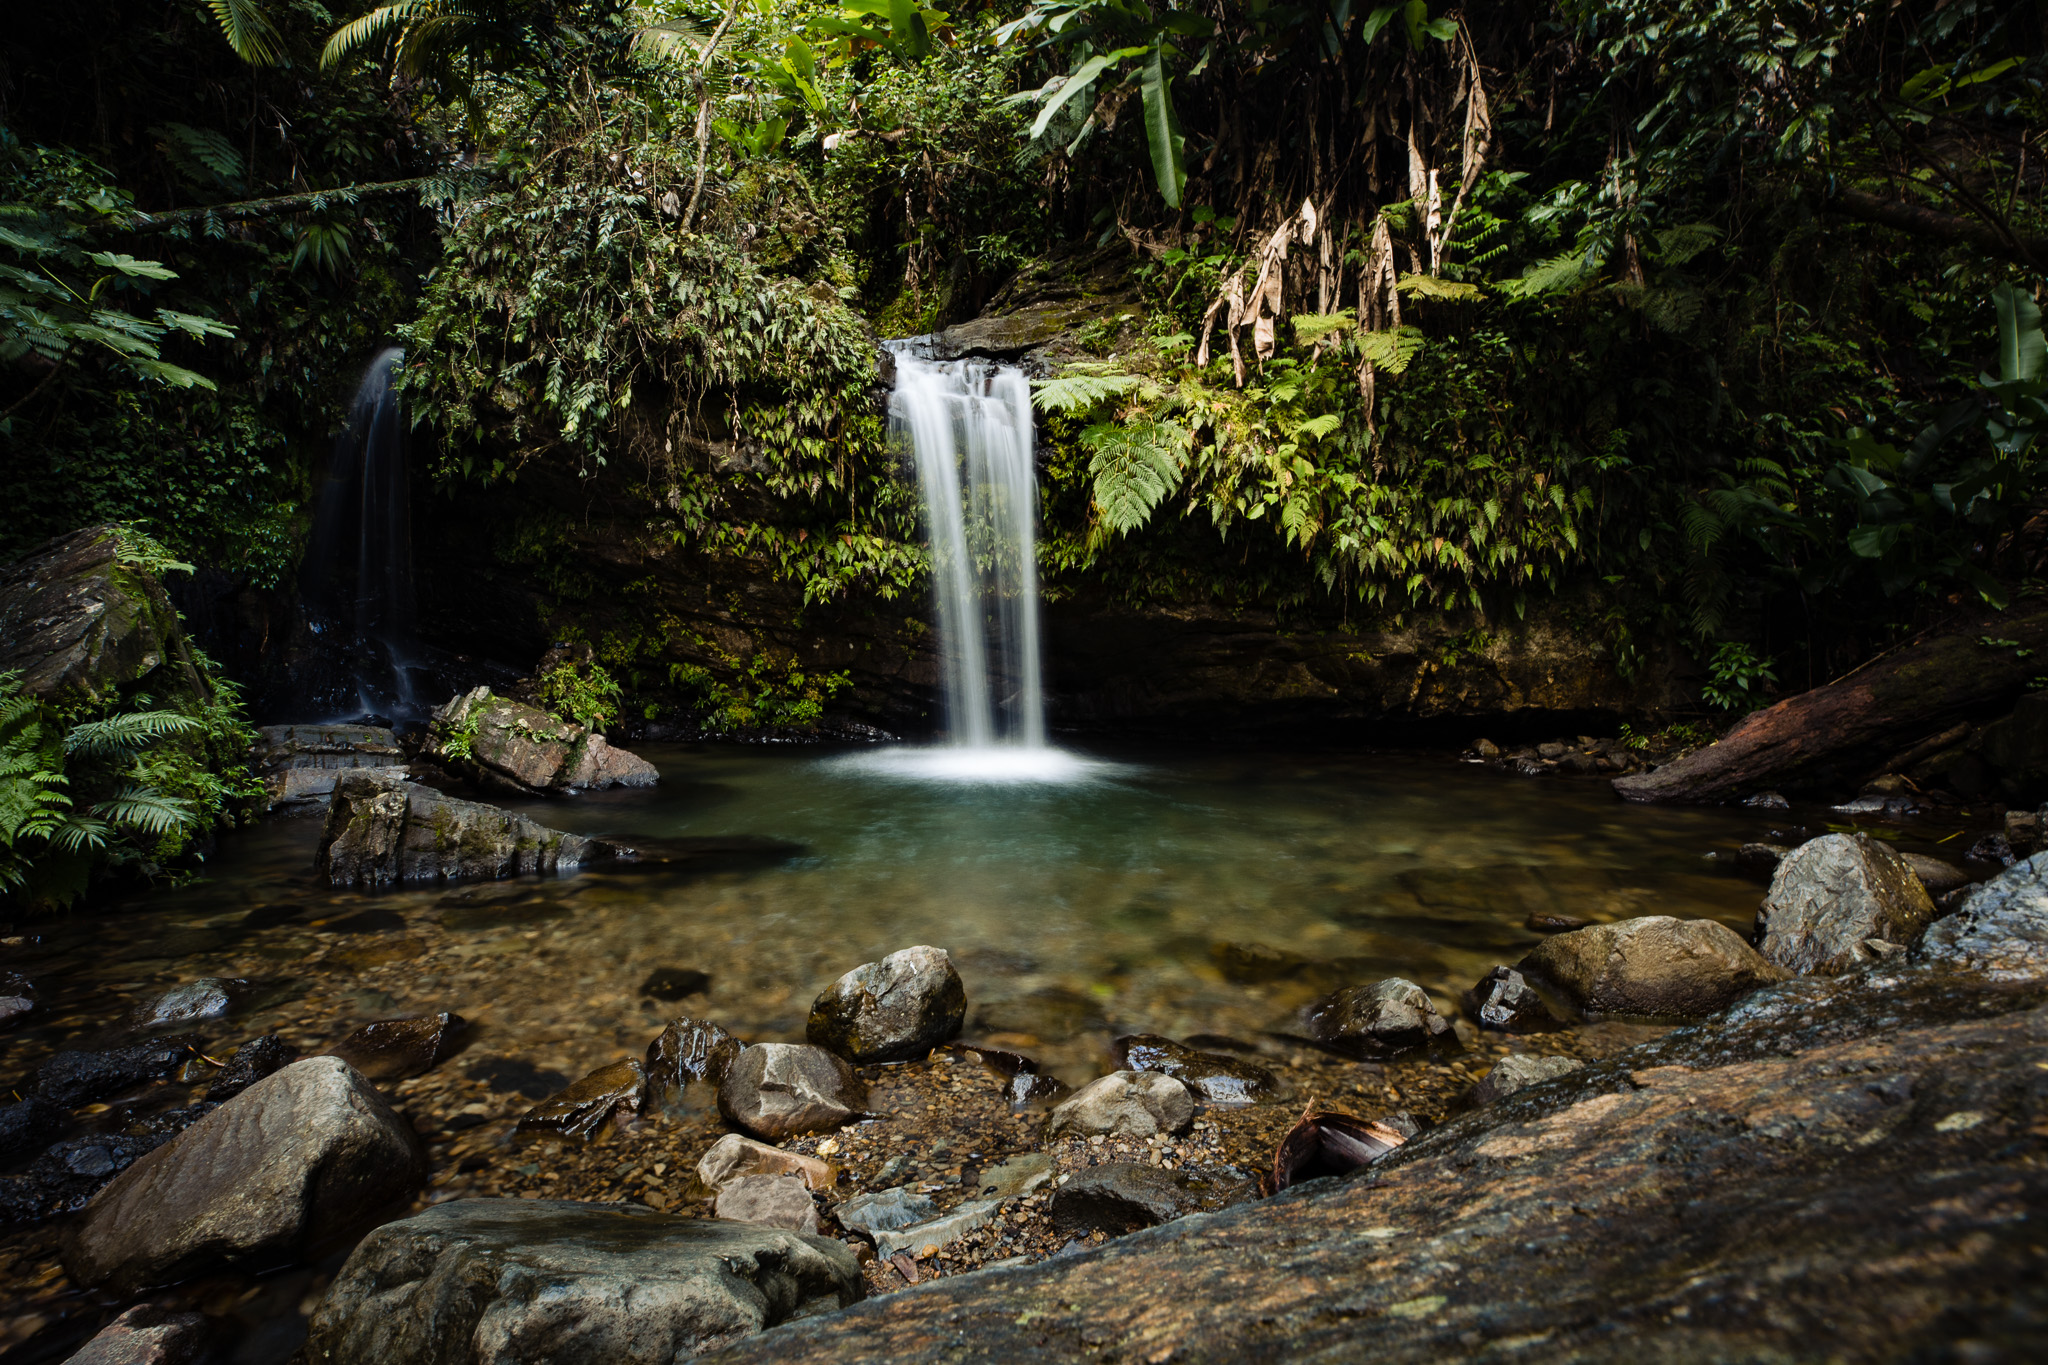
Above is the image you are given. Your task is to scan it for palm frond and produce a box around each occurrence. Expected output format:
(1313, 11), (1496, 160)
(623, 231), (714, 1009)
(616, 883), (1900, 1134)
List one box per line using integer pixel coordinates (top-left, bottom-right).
(323, 0), (438, 72)
(207, 0), (287, 66)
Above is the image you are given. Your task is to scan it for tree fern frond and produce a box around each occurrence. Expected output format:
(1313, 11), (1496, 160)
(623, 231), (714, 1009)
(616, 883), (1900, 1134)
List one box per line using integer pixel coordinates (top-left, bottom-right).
(207, 0), (286, 66)
(49, 814), (112, 853)
(1084, 420), (1187, 535)
(64, 710), (201, 760)
(90, 784), (195, 838)
(323, 1), (438, 72)
(1032, 366), (1142, 415)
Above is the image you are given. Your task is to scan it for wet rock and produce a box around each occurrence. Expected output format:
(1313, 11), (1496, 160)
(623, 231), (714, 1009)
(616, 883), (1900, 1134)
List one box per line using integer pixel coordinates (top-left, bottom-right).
(1523, 913), (1588, 933)
(34, 1041), (196, 1107)
(1518, 916), (1786, 1018)
(464, 1057), (571, 1099)
(1744, 790), (1791, 809)
(252, 723), (402, 806)
(203, 1036), (298, 1103)
(315, 769), (628, 888)
(1049, 1163), (1257, 1237)
(641, 967), (712, 1001)
(1462, 967), (1561, 1033)
(1043, 1071), (1194, 1140)
(1113, 1034), (1280, 1105)
(806, 945), (966, 1064)
(304, 1199), (861, 1364)
(645, 1016), (744, 1116)
(66, 1057), (425, 1294)
(516, 1060), (646, 1142)
(718, 1044), (866, 1142)
(0, 1097), (64, 1162)
(1736, 842), (1793, 873)
(1898, 851), (1969, 896)
(971, 1152), (1054, 1200)
(0, 526), (206, 708)
(835, 1186), (937, 1237)
(715, 1174), (820, 1233)
(0, 971), (34, 1030)
(1469, 1053), (1585, 1106)
(2, 1132), (171, 1225)
(872, 1198), (1001, 1260)
(1756, 834), (1937, 975)
(1303, 979), (1453, 1059)
(1965, 833), (2016, 866)
(326, 1012), (467, 1082)
(129, 977), (249, 1030)
(1919, 851), (2048, 977)
(429, 686), (659, 794)
(697, 1134), (837, 1193)
(62, 1303), (207, 1365)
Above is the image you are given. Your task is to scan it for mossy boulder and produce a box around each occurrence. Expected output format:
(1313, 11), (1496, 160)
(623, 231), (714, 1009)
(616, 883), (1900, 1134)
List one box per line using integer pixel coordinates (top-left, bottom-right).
(428, 686), (656, 794)
(315, 769), (629, 887)
(0, 525), (208, 709)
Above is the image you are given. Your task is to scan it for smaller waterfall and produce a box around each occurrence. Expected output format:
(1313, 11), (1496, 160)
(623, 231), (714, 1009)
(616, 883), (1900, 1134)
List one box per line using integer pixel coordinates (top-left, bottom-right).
(302, 347), (424, 722)
(890, 345), (1047, 749)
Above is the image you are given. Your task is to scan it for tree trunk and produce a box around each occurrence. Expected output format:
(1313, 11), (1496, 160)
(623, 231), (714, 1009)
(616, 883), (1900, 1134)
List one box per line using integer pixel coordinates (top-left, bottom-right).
(1613, 611), (2048, 804)
(126, 179), (439, 233)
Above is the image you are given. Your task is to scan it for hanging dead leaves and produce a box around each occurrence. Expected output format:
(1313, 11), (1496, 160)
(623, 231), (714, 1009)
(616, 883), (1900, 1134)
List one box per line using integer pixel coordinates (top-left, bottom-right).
(1269, 1108), (1409, 1194)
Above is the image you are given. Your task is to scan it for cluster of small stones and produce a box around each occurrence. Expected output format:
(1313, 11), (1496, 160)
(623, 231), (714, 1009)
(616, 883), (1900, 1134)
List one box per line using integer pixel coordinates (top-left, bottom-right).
(1467, 735), (1664, 777)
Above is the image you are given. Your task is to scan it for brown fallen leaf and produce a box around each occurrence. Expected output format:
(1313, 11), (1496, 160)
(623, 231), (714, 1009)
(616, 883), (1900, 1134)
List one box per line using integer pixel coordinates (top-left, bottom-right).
(887, 1252), (922, 1285)
(1270, 1107), (1407, 1193)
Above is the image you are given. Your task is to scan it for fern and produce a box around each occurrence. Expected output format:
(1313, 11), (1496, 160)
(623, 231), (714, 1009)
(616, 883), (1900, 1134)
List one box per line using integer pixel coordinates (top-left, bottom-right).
(64, 710), (202, 761)
(1085, 419), (1187, 535)
(1500, 251), (1597, 299)
(1355, 326), (1426, 375)
(90, 784), (195, 838)
(1033, 364), (1143, 415)
(1291, 313), (1356, 346)
(1396, 274), (1482, 301)
(111, 524), (194, 576)
(150, 124), (247, 192)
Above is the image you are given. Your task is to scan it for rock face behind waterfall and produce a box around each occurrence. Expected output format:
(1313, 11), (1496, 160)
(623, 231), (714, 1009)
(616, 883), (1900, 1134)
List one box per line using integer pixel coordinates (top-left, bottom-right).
(428, 686), (658, 794)
(0, 526), (211, 708)
(315, 769), (628, 887)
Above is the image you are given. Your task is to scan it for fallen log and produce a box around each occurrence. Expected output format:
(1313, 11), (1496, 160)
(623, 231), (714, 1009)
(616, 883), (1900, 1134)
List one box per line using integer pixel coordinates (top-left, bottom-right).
(1613, 610), (2048, 804)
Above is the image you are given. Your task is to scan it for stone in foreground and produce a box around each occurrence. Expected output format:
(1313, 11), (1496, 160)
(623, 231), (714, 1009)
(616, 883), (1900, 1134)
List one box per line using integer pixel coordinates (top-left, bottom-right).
(304, 1199), (861, 1364)
(1113, 1034), (1280, 1105)
(718, 1044), (866, 1141)
(62, 1304), (206, 1365)
(1044, 1071), (1193, 1140)
(1462, 966), (1560, 1033)
(872, 1198), (1002, 1260)
(834, 1187), (937, 1237)
(697, 1134), (837, 1193)
(1919, 850), (2048, 977)
(1517, 916), (1785, 1018)
(645, 1016), (744, 1115)
(1756, 833), (1938, 974)
(1304, 979), (1453, 1058)
(806, 945), (967, 1063)
(715, 1174), (821, 1233)
(517, 1060), (647, 1142)
(1049, 1163), (1256, 1237)
(315, 770), (626, 888)
(66, 1058), (424, 1294)
(1468, 1053), (1584, 1106)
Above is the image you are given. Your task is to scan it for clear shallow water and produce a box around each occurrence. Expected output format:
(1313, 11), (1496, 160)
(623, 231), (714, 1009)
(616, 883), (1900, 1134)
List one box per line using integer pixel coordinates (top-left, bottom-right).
(6, 743), (1808, 1091)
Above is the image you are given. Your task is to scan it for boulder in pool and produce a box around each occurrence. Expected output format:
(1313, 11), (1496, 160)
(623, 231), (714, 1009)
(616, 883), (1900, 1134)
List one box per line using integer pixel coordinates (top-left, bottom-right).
(315, 770), (628, 888)
(1303, 979), (1453, 1059)
(1517, 916), (1786, 1018)
(65, 1057), (425, 1293)
(326, 1013), (467, 1083)
(1044, 1071), (1193, 1140)
(696, 1134), (837, 1194)
(718, 1045), (866, 1142)
(806, 946), (966, 1064)
(303, 1198), (861, 1364)
(428, 686), (658, 794)
(129, 977), (250, 1031)
(1463, 966), (1561, 1033)
(1755, 833), (1937, 974)
(516, 1061), (647, 1142)
(204, 1035), (299, 1102)
(63, 1303), (207, 1365)
(714, 1174), (820, 1234)
(1049, 1162), (1256, 1237)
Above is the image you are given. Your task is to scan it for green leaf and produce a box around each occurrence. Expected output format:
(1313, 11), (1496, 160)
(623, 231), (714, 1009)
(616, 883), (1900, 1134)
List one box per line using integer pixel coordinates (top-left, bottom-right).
(1396, 273), (1480, 300)
(1993, 282), (2044, 390)
(88, 253), (178, 281)
(1086, 420), (1187, 535)
(1140, 39), (1186, 209)
(1359, 5), (1399, 42)
(1030, 54), (1116, 140)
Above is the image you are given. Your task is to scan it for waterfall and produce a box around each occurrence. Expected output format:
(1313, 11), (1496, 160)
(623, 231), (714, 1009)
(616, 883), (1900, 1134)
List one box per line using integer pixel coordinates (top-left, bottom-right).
(302, 347), (423, 722)
(889, 345), (1048, 749)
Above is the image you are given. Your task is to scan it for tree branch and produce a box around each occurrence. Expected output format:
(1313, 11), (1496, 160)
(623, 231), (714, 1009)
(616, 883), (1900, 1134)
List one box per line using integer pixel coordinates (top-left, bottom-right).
(123, 178), (443, 233)
(1829, 186), (2047, 270)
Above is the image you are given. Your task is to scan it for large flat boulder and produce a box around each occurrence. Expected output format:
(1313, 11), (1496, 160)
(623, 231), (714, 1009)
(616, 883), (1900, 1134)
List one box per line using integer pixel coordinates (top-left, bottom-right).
(303, 1199), (861, 1364)
(429, 686), (657, 794)
(64, 1058), (424, 1294)
(314, 769), (628, 887)
(0, 526), (207, 708)
(1920, 850), (2048, 977)
(251, 724), (402, 805)
(1518, 916), (1786, 1018)
(1756, 833), (1937, 974)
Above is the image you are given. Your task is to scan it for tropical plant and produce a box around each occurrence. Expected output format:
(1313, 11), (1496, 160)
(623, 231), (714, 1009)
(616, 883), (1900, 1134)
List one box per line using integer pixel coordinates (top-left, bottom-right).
(539, 659), (625, 731)
(1699, 641), (1778, 712)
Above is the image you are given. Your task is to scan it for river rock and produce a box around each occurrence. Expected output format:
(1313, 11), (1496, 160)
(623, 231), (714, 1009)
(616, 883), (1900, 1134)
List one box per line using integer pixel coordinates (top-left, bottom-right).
(1469, 1053), (1585, 1106)
(697, 1134), (837, 1193)
(0, 1097), (64, 1162)
(315, 769), (626, 888)
(1918, 850), (2048, 977)
(429, 686), (659, 794)
(806, 945), (966, 1064)
(1113, 1035), (1280, 1105)
(872, 1198), (1002, 1260)
(326, 1013), (466, 1082)
(65, 1057), (425, 1294)
(0, 526), (207, 708)
(1898, 851), (1970, 896)
(129, 977), (248, 1030)
(835, 1187), (938, 1236)
(1044, 1071), (1193, 1140)
(1303, 979), (1453, 1058)
(715, 1174), (820, 1233)
(517, 1060), (646, 1142)
(1517, 916), (1785, 1018)
(1, 972), (34, 1030)
(1462, 966), (1561, 1032)
(63, 1304), (207, 1365)
(34, 1041), (196, 1107)
(303, 1198), (861, 1364)
(204, 1035), (298, 1103)
(252, 724), (403, 805)
(1049, 1163), (1257, 1237)
(1756, 834), (1938, 975)
(645, 1016), (743, 1115)
(641, 967), (712, 1001)
(718, 1044), (866, 1142)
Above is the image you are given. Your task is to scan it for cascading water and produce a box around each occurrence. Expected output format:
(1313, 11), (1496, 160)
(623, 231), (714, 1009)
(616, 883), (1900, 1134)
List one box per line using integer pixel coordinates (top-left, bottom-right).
(890, 344), (1047, 748)
(301, 346), (425, 722)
